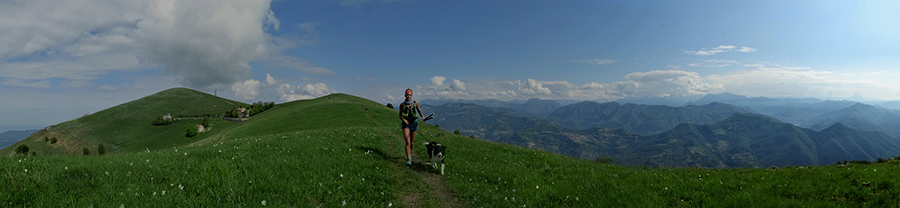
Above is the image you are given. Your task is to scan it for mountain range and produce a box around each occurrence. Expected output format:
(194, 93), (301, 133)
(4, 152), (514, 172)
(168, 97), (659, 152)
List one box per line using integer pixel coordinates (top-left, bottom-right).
(0, 129), (39, 149)
(423, 97), (900, 168)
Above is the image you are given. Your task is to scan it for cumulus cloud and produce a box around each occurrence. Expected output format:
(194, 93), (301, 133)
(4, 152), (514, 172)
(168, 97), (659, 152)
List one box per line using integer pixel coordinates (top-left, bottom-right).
(276, 83), (334, 101)
(572, 59), (617, 65)
(265, 73), (277, 85)
(431, 76), (446, 86)
(231, 79), (261, 100)
(0, 0), (329, 91)
(519, 79), (553, 95)
(138, 0), (279, 89)
(450, 79), (466, 91)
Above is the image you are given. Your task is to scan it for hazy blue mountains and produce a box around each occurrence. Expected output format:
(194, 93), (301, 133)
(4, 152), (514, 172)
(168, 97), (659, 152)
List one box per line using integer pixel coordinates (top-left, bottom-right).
(0, 129), (39, 149)
(546, 101), (750, 135)
(802, 103), (900, 138)
(619, 113), (900, 168)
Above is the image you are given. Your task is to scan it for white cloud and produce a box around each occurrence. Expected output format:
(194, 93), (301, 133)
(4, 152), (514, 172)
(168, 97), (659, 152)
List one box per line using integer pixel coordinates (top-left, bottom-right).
(0, 0), (327, 92)
(737, 47), (757, 52)
(431, 76), (446, 86)
(276, 83), (334, 101)
(1, 79), (51, 88)
(450, 79), (466, 91)
(265, 73), (277, 85)
(684, 45), (755, 56)
(572, 59), (617, 65)
(519, 79), (553, 95)
(231, 79), (261, 100)
(688, 59), (741, 67)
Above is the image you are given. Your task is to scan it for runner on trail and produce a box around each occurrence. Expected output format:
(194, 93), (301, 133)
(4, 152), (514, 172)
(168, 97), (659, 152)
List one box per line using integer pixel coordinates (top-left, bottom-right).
(399, 89), (425, 166)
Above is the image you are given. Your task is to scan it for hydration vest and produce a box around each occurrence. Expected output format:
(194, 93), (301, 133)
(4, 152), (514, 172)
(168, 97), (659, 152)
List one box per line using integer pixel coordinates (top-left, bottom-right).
(401, 101), (418, 120)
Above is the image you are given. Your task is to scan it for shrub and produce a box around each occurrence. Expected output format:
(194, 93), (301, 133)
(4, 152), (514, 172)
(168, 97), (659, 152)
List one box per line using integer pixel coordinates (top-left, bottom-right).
(435, 124), (440, 128)
(83, 147), (90, 155)
(386, 103), (394, 109)
(98, 144), (106, 155)
(51, 137), (58, 144)
(151, 115), (177, 126)
(15, 144), (29, 155)
(454, 130), (461, 135)
(186, 125), (199, 137)
(44, 137), (48, 142)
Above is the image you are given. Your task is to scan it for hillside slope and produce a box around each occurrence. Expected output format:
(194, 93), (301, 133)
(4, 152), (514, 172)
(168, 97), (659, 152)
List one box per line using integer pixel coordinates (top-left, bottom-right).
(4, 91), (900, 207)
(0, 88), (245, 156)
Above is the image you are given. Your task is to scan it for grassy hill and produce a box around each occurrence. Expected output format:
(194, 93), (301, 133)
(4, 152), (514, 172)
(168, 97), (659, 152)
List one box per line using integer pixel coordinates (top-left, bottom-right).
(4, 89), (900, 206)
(0, 88), (245, 156)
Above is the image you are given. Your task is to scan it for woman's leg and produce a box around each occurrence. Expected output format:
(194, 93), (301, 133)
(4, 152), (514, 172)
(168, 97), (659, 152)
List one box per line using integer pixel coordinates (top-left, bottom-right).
(403, 128), (412, 162)
(410, 131), (417, 157)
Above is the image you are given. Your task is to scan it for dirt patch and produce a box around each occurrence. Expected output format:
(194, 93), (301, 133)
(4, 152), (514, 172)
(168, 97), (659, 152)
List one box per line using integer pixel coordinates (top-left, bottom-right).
(424, 173), (464, 208)
(402, 192), (421, 207)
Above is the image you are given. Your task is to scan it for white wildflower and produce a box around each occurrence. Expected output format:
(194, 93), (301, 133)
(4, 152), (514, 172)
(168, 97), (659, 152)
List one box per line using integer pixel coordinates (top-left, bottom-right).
(388, 202), (392, 207)
(153, 192), (157, 196)
(162, 191), (166, 195)
(536, 185), (539, 189)
(262, 200), (266, 206)
(343, 201), (346, 206)
(65, 167), (68, 170)
(178, 184), (184, 190)
(340, 174), (343, 178)
(24, 169), (27, 172)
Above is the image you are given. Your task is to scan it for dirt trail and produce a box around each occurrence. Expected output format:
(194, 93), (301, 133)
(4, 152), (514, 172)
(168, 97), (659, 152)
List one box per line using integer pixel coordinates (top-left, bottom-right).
(363, 109), (464, 208)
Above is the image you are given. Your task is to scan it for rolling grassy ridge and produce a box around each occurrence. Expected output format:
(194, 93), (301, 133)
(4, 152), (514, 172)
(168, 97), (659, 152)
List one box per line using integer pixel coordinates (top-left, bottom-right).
(3, 88), (900, 207)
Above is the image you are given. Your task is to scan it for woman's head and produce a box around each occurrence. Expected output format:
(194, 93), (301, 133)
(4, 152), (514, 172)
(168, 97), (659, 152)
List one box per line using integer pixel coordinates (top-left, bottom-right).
(404, 89), (413, 101)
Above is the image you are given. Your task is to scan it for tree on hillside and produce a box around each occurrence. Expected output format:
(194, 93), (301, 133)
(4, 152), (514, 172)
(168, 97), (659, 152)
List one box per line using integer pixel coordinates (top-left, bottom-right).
(51, 137), (58, 144)
(201, 116), (209, 128)
(83, 147), (90, 155)
(186, 125), (199, 137)
(386, 103), (394, 109)
(15, 144), (29, 155)
(98, 144), (106, 155)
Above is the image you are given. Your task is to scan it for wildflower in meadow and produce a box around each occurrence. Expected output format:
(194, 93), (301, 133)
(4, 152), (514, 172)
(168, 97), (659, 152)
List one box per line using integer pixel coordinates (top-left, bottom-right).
(262, 200), (266, 206)
(179, 184), (184, 190)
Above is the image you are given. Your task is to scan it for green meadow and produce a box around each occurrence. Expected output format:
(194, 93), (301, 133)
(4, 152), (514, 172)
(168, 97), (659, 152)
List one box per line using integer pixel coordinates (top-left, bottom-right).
(3, 88), (900, 207)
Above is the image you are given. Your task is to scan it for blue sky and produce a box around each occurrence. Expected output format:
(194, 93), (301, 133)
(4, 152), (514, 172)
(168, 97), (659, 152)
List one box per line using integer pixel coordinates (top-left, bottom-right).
(0, 0), (898, 131)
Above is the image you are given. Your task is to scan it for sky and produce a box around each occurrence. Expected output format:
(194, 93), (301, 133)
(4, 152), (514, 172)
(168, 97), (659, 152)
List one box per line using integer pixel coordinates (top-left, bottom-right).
(0, 0), (899, 132)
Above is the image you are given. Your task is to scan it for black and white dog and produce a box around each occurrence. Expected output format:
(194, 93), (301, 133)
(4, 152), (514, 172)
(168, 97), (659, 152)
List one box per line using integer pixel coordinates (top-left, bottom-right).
(423, 142), (447, 175)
